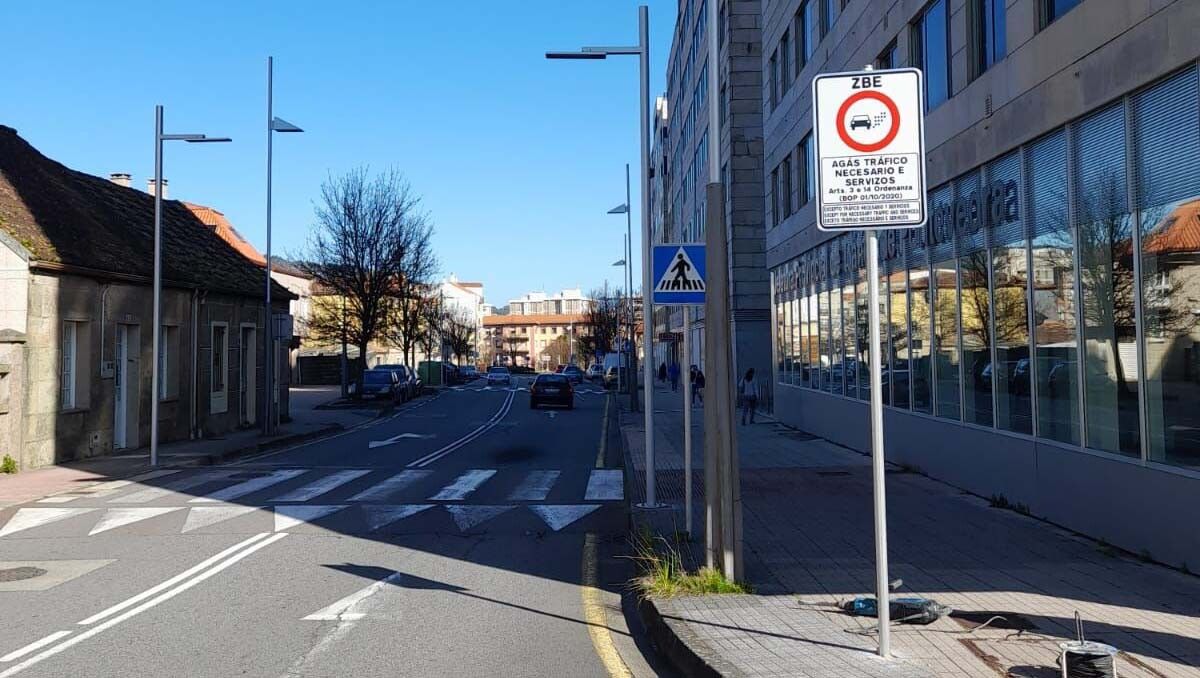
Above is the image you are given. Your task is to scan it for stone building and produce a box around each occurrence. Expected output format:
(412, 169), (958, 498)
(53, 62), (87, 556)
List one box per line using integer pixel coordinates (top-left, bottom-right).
(0, 125), (293, 470)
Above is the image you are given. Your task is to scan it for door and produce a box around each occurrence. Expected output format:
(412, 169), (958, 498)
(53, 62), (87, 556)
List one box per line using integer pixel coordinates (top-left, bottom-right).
(113, 324), (140, 449)
(114, 324), (126, 449)
(240, 326), (256, 426)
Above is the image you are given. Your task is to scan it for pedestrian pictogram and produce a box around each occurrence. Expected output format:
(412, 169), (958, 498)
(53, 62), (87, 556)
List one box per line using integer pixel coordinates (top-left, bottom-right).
(812, 68), (927, 231)
(651, 244), (706, 305)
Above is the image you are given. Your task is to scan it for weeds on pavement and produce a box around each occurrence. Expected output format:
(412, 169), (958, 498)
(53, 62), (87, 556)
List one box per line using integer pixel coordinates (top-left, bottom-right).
(628, 525), (749, 598)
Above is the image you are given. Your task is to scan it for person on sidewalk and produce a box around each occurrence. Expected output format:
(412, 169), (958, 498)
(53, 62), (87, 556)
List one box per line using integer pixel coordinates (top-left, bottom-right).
(738, 368), (758, 425)
(690, 365), (705, 406)
(668, 362), (680, 392)
(658, 362), (667, 384)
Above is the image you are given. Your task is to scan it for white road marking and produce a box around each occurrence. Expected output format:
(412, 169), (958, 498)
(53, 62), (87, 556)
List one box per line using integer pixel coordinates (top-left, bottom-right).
(408, 391), (515, 468)
(429, 470), (496, 501)
(78, 533), (271, 626)
(80, 470), (181, 499)
(445, 505), (514, 530)
(302, 569), (404, 621)
(507, 470), (561, 501)
(181, 505), (262, 533)
(189, 469), (307, 503)
(273, 505), (347, 532)
(363, 505), (433, 531)
(0, 508), (96, 538)
(0, 631), (72, 663)
(346, 470), (431, 502)
(271, 470), (371, 502)
(0, 533), (287, 678)
(111, 471), (232, 504)
(35, 496), (78, 504)
(584, 470), (624, 501)
(88, 507), (182, 536)
(367, 432), (435, 449)
(529, 505), (600, 531)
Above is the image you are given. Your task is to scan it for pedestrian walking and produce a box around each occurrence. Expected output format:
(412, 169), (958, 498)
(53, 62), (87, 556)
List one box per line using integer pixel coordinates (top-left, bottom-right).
(669, 362), (680, 392)
(658, 362), (667, 383)
(737, 368), (758, 425)
(691, 365), (705, 405)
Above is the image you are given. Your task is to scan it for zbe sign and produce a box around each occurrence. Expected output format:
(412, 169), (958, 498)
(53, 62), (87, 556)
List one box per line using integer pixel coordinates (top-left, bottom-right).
(812, 68), (927, 232)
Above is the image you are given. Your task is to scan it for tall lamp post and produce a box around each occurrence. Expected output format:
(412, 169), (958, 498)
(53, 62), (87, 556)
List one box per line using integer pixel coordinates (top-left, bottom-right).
(151, 106), (231, 466)
(607, 162), (635, 410)
(548, 4), (661, 508)
(264, 56), (304, 436)
(611, 252), (627, 392)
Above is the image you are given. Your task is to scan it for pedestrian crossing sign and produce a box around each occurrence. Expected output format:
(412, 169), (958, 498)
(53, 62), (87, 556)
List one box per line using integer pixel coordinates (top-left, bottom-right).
(652, 244), (706, 305)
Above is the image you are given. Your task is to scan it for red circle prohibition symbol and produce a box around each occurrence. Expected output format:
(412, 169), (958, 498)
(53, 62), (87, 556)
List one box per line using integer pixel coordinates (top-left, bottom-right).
(836, 90), (901, 153)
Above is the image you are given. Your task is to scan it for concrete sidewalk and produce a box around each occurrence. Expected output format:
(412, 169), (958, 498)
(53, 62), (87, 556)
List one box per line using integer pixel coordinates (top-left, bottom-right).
(0, 386), (379, 508)
(622, 384), (1200, 677)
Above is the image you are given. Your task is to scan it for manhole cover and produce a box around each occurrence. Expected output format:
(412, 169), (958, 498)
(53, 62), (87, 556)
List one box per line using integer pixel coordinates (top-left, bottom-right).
(0, 566), (47, 582)
(228, 472), (270, 480)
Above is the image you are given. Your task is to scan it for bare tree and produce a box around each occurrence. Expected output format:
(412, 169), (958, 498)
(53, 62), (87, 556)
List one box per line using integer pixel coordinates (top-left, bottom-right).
(302, 167), (433, 365)
(582, 283), (623, 356)
(442, 308), (476, 365)
(383, 224), (438, 368)
(500, 333), (526, 366)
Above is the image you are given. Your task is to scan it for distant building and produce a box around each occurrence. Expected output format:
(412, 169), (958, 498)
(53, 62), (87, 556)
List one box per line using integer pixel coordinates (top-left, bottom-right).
(482, 314), (589, 370)
(437, 274), (485, 362)
(508, 289), (590, 316)
(0, 125), (294, 470)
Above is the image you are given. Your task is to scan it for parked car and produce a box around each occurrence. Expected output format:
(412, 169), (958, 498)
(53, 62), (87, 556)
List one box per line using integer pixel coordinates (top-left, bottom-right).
(586, 364), (604, 381)
(360, 369), (402, 402)
(530, 373), (574, 409)
(459, 365), (479, 381)
(375, 364), (418, 401)
(561, 365), (584, 384)
(555, 364), (566, 373)
(486, 365), (512, 386)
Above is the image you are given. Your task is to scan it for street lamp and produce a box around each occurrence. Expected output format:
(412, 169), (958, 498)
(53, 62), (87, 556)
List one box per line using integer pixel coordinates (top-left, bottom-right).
(547, 5), (661, 508)
(264, 56), (304, 437)
(151, 106), (231, 466)
(612, 246), (629, 393)
(607, 163), (635, 409)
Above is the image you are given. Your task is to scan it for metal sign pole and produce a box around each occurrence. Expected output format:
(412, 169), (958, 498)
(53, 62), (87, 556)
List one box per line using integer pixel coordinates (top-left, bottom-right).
(682, 305), (693, 538)
(865, 228), (891, 657)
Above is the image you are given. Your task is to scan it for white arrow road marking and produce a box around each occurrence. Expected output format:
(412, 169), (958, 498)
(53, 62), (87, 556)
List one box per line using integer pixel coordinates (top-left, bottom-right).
(271, 469), (371, 502)
(181, 505), (262, 533)
(445, 505), (514, 531)
(112, 470), (233, 504)
(529, 505), (600, 532)
(88, 507), (182, 536)
(544, 411), (558, 419)
(0, 631), (73, 663)
(274, 505), (348, 532)
(507, 471), (561, 501)
(0, 533), (286, 678)
(347, 470), (431, 502)
(367, 432), (435, 449)
(0, 508), (97, 538)
(362, 505), (433, 532)
(302, 569), (404, 621)
(190, 469), (307, 503)
(429, 470), (496, 501)
(584, 470), (624, 501)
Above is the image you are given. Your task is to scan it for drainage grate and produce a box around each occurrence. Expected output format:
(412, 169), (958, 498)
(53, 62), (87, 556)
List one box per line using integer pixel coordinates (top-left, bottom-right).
(0, 566), (47, 583)
(950, 611), (1038, 632)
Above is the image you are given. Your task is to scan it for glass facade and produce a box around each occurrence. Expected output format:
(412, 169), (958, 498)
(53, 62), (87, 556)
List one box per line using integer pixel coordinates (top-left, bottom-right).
(771, 66), (1200, 471)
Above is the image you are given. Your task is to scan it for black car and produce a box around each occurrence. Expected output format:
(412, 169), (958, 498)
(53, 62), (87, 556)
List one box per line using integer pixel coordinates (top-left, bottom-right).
(530, 374), (574, 409)
(360, 369), (402, 402)
(376, 364), (418, 401)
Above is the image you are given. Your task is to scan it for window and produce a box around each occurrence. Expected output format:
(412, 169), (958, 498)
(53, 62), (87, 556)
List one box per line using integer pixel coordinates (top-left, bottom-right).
(779, 31), (790, 94)
(1040, 0), (1081, 28)
(771, 166), (780, 227)
(780, 155), (793, 218)
(876, 40), (898, 70)
(929, 184), (960, 420)
(912, 0), (951, 110)
(61, 321), (78, 409)
(957, 171), (994, 427)
(158, 325), (179, 400)
(718, 1), (726, 46)
(769, 49), (779, 110)
(798, 133), (815, 206)
(212, 323), (227, 394)
(820, 0), (833, 38)
(990, 151), (1032, 434)
(889, 250), (911, 409)
(796, 1), (818, 66)
(972, 0), (1006, 77)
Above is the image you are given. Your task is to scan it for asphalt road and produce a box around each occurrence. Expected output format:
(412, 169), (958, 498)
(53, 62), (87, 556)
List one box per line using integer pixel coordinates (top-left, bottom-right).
(0, 377), (662, 677)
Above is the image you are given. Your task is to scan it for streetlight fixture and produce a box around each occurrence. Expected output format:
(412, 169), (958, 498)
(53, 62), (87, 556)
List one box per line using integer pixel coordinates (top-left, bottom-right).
(546, 5), (660, 508)
(151, 106), (231, 466)
(264, 56), (304, 437)
(607, 163), (635, 410)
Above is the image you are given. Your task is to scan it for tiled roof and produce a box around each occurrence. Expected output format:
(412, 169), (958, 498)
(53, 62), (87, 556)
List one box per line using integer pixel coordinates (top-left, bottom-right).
(482, 313), (586, 327)
(268, 256), (312, 279)
(1143, 199), (1200, 256)
(184, 202), (267, 267)
(0, 125), (293, 301)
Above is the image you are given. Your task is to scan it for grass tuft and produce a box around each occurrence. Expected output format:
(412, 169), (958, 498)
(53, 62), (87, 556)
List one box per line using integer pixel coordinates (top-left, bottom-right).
(1, 454), (17, 474)
(628, 526), (750, 598)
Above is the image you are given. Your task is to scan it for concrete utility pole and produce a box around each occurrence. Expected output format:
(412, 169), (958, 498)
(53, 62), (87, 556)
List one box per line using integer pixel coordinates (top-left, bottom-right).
(702, 0), (742, 579)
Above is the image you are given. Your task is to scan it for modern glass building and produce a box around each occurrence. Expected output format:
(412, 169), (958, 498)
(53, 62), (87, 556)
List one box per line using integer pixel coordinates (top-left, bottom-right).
(763, 0), (1200, 568)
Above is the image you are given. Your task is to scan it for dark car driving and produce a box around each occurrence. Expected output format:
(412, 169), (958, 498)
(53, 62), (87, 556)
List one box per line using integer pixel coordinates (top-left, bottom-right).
(530, 373), (574, 409)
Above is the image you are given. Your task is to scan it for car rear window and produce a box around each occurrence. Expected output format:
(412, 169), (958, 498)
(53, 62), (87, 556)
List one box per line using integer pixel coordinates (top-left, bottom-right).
(364, 371), (390, 384)
(537, 375), (569, 385)
(489, 367), (508, 373)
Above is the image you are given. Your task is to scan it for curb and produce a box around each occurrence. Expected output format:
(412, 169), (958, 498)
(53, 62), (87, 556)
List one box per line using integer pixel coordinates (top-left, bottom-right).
(637, 596), (733, 678)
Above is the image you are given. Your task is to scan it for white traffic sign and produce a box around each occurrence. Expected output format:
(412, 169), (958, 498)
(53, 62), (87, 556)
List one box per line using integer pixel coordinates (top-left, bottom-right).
(812, 68), (926, 231)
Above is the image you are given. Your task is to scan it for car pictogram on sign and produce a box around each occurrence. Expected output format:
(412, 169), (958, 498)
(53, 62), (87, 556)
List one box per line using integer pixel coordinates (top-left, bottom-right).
(850, 115), (872, 130)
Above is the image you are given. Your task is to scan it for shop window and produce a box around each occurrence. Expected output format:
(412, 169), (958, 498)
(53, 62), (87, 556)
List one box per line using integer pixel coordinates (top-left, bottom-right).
(1133, 70), (1200, 468)
(842, 236), (860, 399)
(907, 230), (933, 413)
(989, 151), (1033, 434)
(828, 242), (845, 396)
(856, 237), (872, 400)
(958, 171), (994, 427)
(1074, 103), (1140, 458)
(885, 252), (907, 408)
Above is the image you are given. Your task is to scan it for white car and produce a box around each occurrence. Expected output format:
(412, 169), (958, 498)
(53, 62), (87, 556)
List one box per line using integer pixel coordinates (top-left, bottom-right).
(486, 366), (512, 386)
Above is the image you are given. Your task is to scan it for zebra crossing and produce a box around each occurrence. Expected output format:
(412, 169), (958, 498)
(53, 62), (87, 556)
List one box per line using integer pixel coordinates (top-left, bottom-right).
(0, 466), (626, 538)
(448, 384), (608, 396)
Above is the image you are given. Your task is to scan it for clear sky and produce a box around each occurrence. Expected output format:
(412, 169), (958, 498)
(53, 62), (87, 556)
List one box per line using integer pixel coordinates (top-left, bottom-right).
(2, 0), (675, 306)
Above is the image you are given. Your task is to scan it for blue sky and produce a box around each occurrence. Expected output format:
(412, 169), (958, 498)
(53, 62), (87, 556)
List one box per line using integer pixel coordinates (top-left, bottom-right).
(2, 0), (675, 306)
